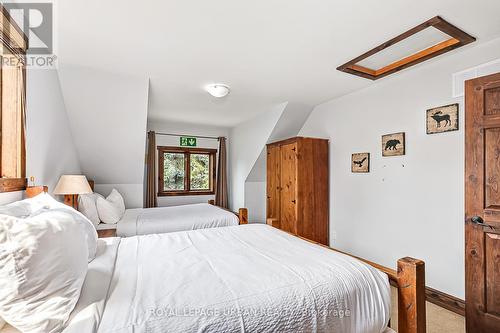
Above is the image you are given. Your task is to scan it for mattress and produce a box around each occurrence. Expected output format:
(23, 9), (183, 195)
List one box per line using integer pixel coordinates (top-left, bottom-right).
(98, 224), (391, 333)
(116, 203), (239, 237)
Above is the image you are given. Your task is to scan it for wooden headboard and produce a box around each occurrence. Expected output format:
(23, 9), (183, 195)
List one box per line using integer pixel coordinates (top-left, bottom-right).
(25, 186), (48, 198)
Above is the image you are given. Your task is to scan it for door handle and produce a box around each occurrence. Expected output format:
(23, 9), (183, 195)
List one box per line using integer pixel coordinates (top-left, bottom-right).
(470, 216), (497, 230)
(471, 216), (484, 225)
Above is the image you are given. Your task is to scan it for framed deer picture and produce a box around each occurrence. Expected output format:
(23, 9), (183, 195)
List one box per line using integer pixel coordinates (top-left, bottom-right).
(352, 153), (370, 173)
(426, 103), (459, 134)
(382, 132), (405, 157)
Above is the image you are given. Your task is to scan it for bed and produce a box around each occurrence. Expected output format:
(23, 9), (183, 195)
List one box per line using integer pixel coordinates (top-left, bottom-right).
(115, 202), (247, 237)
(25, 184), (249, 237)
(1, 223), (425, 333)
(72, 225), (395, 333)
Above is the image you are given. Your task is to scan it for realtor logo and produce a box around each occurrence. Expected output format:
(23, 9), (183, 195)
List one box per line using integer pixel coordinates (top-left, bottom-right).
(3, 2), (53, 55)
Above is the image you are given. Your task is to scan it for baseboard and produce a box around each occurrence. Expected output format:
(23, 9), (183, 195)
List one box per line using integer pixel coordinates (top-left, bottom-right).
(425, 287), (465, 316)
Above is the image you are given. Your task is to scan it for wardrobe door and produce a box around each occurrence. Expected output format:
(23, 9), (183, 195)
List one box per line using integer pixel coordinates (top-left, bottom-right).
(280, 142), (298, 234)
(266, 145), (280, 226)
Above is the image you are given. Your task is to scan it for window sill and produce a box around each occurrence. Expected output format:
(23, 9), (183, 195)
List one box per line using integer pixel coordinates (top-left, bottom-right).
(0, 178), (27, 193)
(158, 191), (215, 197)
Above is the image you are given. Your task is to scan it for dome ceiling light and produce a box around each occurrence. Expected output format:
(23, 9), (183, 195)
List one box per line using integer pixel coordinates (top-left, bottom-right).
(205, 84), (230, 98)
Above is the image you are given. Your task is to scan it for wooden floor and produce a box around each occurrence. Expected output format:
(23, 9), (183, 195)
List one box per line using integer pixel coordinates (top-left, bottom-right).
(390, 287), (465, 333)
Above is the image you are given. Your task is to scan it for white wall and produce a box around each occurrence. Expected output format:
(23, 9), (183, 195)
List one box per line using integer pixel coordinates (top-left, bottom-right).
(59, 65), (149, 208)
(299, 37), (500, 299)
(228, 103), (285, 211)
(244, 181), (266, 223)
(148, 119), (229, 207)
(242, 102), (313, 222)
(0, 69), (81, 205)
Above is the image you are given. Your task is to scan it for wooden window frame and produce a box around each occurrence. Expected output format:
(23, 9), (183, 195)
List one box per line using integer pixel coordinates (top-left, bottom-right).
(337, 16), (476, 80)
(158, 146), (216, 196)
(0, 5), (28, 193)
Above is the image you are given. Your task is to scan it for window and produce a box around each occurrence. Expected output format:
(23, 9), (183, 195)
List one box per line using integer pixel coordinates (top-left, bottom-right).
(0, 7), (28, 192)
(158, 146), (216, 196)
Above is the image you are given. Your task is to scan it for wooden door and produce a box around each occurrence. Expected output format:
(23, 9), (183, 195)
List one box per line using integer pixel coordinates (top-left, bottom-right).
(266, 145), (280, 226)
(465, 72), (500, 333)
(280, 142), (297, 234)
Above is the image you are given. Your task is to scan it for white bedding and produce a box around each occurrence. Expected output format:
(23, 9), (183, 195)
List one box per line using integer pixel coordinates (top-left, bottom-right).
(0, 238), (120, 333)
(116, 203), (239, 237)
(1, 225), (391, 333)
(98, 224), (391, 333)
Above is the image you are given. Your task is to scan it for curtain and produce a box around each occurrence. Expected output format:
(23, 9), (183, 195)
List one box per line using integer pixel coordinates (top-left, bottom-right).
(145, 131), (157, 208)
(215, 137), (228, 208)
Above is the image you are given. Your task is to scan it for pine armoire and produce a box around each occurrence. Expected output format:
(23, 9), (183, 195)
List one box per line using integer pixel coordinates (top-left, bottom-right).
(266, 137), (329, 245)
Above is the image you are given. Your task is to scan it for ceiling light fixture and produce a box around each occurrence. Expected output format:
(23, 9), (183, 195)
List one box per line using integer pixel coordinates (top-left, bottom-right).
(206, 84), (230, 98)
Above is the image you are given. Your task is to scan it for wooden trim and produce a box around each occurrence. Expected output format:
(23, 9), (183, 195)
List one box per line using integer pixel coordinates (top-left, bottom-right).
(158, 190), (215, 197)
(0, 177), (26, 192)
(337, 16), (476, 80)
(0, 5), (28, 54)
(157, 146), (216, 196)
(374, 38), (460, 76)
(157, 146), (218, 154)
(426, 287), (465, 316)
(0, 6), (27, 193)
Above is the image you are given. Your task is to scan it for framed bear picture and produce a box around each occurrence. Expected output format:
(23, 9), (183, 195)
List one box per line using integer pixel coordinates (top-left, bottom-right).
(352, 153), (370, 173)
(382, 132), (405, 157)
(426, 103), (459, 134)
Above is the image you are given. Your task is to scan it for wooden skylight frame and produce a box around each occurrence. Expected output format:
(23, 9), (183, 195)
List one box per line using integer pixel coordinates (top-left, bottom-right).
(337, 16), (476, 80)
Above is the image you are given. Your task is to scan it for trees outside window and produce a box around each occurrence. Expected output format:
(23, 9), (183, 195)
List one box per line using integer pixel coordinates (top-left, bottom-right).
(158, 147), (216, 196)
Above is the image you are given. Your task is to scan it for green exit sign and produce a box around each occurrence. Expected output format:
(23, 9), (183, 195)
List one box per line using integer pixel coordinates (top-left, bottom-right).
(180, 136), (197, 147)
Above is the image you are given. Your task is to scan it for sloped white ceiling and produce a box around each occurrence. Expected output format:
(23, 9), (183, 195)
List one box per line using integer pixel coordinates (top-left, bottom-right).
(56, 0), (500, 127)
(229, 103), (286, 209)
(246, 102), (314, 182)
(58, 65), (149, 186)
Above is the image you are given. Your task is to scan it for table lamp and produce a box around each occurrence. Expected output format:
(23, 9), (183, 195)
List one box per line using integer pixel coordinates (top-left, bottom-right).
(53, 175), (93, 209)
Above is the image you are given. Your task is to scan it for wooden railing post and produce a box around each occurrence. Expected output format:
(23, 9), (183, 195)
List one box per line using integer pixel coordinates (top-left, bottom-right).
(397, 257), (426, 333)
(239, 208), (248, 224)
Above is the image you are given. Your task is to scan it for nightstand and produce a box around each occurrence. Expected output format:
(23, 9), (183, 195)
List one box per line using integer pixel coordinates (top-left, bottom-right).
(95, 223), (117, 238)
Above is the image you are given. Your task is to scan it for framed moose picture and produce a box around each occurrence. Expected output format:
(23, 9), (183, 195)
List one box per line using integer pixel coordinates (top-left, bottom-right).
(426, 103), (459, 134)
(352, 153), (370, 173)
(382, 132), (405, 157)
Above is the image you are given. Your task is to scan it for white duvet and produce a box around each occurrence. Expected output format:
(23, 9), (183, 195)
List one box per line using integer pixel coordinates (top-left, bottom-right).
(3, 224), (391, 333)
(116, 203), (239, 237)
(96, 224), (389, 333)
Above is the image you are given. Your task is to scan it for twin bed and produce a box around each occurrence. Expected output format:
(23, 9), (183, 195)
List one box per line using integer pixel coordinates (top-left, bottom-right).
(115, 201), (247, 237)
(0, 192), (426, 333)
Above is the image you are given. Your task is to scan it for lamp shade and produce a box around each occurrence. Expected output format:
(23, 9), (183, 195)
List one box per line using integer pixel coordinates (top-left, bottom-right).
(53, 175), (93, 195)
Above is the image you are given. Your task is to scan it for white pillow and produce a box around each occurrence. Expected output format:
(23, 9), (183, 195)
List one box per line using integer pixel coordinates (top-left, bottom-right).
(96, 189), (125, 224)
(0, 193), (98, 262)
(30, 207), (98, 263)
(0, 192), (60, 218)
(77, 193), (104, 227)
(0, 211), (88, 333)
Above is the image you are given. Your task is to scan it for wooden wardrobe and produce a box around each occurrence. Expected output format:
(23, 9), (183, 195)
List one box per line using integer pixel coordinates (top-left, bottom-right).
(266, 137), (329, 245)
